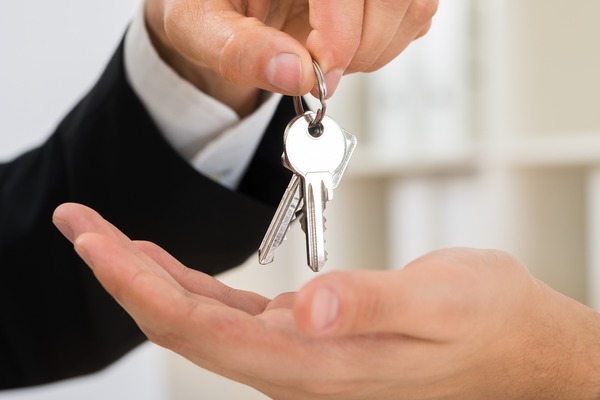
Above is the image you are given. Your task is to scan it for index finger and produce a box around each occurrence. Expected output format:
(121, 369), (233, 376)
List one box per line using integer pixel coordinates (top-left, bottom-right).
(306, 0), (365, 93)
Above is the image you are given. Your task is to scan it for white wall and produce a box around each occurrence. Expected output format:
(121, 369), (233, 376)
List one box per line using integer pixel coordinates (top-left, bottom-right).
(0, 0), (139, 159)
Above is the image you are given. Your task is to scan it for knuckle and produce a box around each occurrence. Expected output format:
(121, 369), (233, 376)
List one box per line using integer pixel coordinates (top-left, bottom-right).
(349, 57), (390, 74)
(142, 324), (177, 349)
(337, 271), (385, 330)
(214, 18), (265, 85)
(288, 373), (355, 398)
(416, 20), (433, 39)
(373, 0), (413, 18)
(163, 2), (193, 41)
(347, 57), (376, 73)
(409, 0), (439, 23)
(486, 249), (531, 277)
(323, 30), (362, 69)
(215, 30), (243, 83)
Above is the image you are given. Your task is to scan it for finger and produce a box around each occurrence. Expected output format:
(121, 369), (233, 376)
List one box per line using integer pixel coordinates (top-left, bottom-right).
(263, 292), (296, 312)
(73, 232), (187, 318)
(294, 254), (475, 338)
(305, 0), (365, 95)
(162, 1), (315, 95)
(58, 207), (275, 376)
(72, 232), (265, 370)
(74, 233), (327, 390)
(135, 240), (271, 315)
(53, 203), (271, 315)
(346, 0), (410, 73)
(53, 202), (130, 245)
(53, 203), (181, 283)
(415, 18), (434, 40)
(354, 0), (438, 73)
(54, 204), (329, 388)
(53, 203), (190, 292)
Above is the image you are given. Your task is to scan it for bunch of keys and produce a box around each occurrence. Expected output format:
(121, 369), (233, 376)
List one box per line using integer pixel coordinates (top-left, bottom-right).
(258, 61), (357, 272)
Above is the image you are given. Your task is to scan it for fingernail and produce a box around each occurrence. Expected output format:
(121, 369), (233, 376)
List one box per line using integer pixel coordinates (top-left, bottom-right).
(53, 216), (75, 243)
(324, 69), (343, 97)
(266, 53), (302, 93)
(311, 287), (339, 332)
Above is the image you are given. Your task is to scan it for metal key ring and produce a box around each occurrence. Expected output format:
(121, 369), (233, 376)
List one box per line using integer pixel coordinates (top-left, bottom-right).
(293, 60), (327, 128)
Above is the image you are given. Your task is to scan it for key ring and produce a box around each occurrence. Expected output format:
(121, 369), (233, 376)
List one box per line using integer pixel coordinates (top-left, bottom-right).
(293, 60), (327, 129)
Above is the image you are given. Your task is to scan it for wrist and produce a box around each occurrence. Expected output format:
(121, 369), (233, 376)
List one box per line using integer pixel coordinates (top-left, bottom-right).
(570, 304), (600, 399)
(527, 282), (600, 399)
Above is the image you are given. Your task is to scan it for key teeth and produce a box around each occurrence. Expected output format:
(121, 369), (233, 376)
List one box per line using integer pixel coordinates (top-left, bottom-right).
(299, 214), (307, 234)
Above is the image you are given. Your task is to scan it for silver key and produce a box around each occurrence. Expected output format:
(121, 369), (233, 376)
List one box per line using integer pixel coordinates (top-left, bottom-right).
(258, 117), (356, 266)
(257, 173), (302, 264)
(257, 60), (356, 271)
(284, 111), (353, 271)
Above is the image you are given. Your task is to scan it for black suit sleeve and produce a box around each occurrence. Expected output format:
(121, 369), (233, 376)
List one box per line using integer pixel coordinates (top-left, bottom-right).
(0, 40), (293, 389)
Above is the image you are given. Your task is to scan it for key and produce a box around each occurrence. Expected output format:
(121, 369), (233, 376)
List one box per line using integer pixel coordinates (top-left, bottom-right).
(284, 111), (355, 271)
(258, 116), (356, 267)
(257, 59), (356, 271)
(257, 173), (302, 264)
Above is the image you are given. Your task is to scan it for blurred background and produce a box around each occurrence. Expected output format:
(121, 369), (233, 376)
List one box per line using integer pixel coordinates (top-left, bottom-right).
(1, 0), (599, 398)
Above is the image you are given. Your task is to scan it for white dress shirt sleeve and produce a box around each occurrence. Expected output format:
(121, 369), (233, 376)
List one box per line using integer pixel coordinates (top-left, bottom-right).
(123, 5), (282, 190)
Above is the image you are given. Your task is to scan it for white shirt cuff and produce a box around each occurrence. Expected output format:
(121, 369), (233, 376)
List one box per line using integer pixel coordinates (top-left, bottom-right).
(123, 4), (282, 190)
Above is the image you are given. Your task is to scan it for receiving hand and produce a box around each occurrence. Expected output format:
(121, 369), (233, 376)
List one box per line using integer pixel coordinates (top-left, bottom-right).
(52, 203), (600, 399)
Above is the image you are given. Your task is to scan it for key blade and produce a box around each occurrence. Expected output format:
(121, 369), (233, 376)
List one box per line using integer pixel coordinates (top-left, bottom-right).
(281, 112), (354, 272)
(303, 172), (332, 272)
(258, 175), (302, 265)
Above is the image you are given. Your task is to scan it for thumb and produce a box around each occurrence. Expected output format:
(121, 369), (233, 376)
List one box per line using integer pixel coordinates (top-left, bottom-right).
(294, 270), (399, 336)
(162, 4), (315, 95)
(293, 267), (466, 338)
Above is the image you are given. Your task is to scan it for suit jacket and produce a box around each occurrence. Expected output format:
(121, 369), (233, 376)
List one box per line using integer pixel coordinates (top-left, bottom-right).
(0, 41), (293, 389)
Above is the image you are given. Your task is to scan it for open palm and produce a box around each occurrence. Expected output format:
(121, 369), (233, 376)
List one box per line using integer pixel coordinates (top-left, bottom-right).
(53, 203), (600, 399)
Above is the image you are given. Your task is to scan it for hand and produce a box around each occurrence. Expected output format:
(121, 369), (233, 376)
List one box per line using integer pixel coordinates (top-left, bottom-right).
(143, 0), (438, 115)
(52, 203), (600, 399)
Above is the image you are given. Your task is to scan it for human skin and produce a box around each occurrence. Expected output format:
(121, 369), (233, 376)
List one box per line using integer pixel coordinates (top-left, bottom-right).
(143, 0), (438, 116)
(53, 203), (600, 399)
(51, 2), (600, 397)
